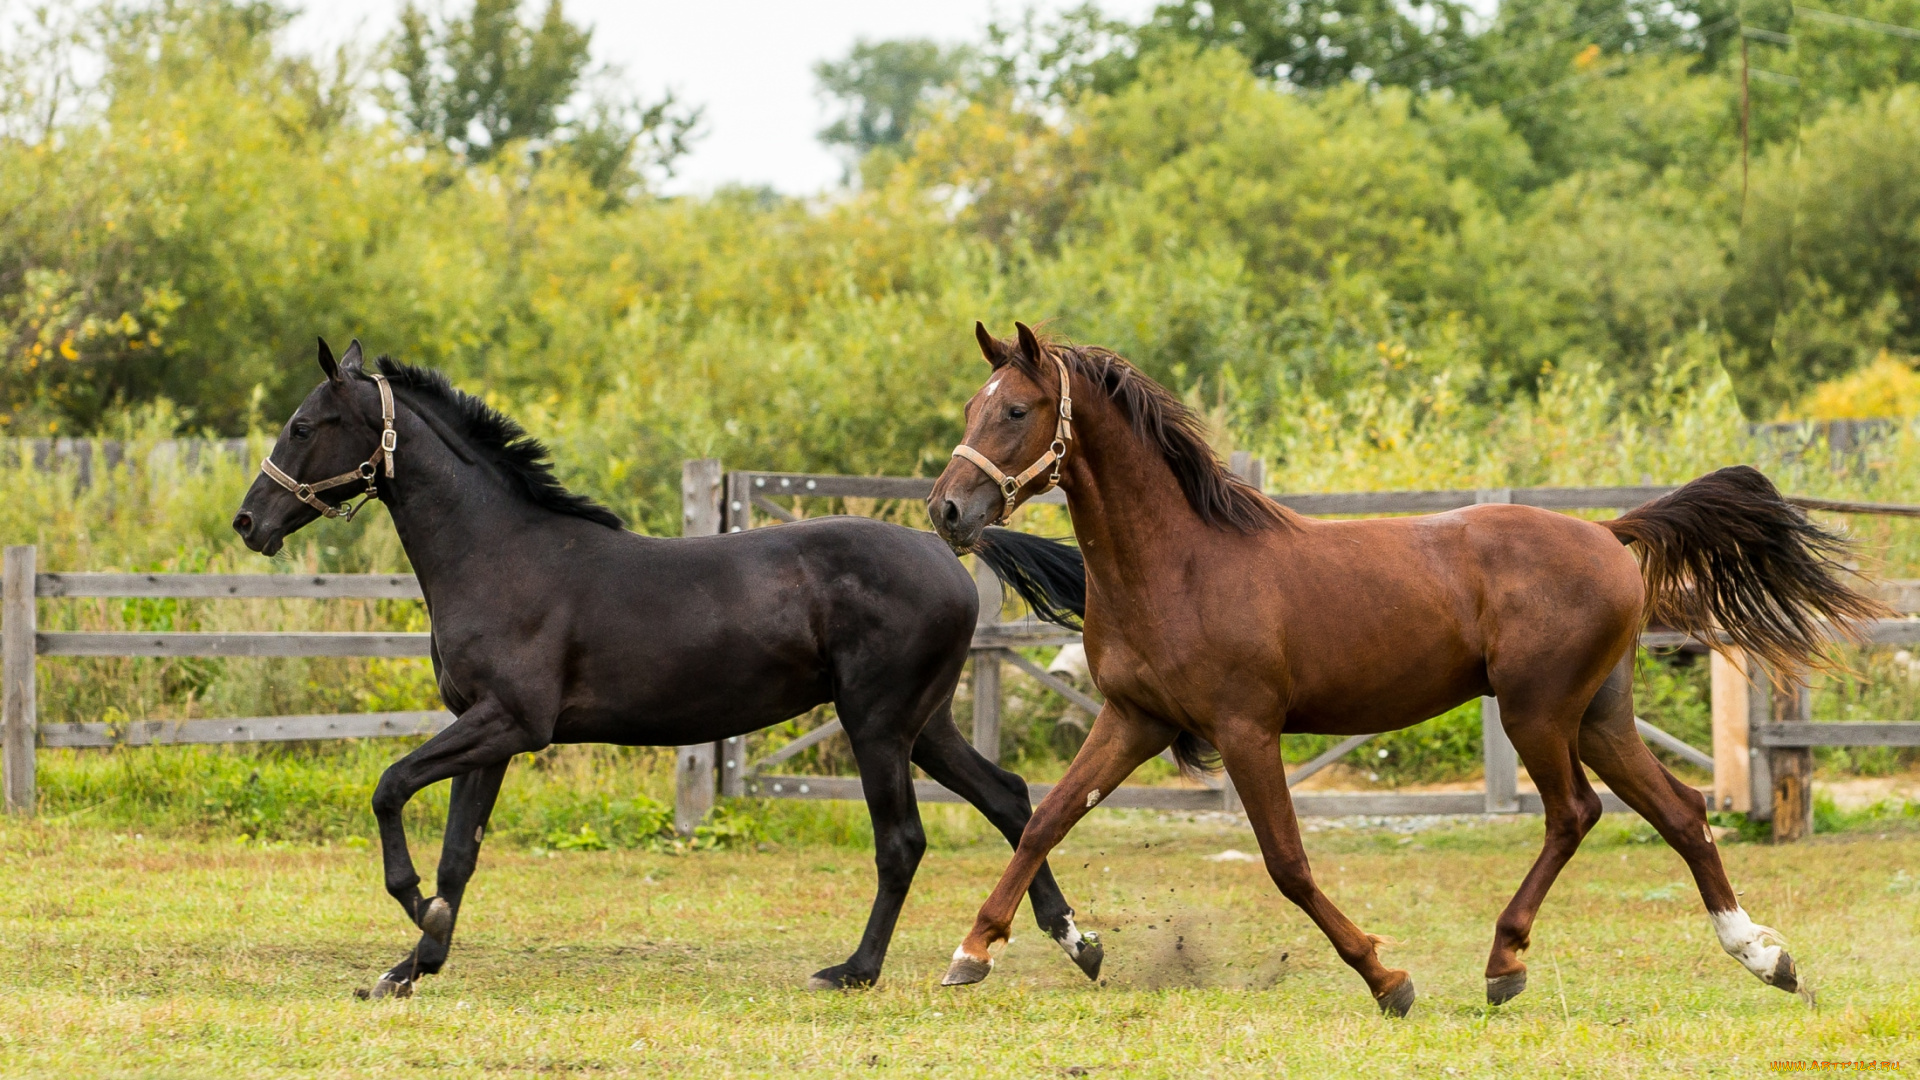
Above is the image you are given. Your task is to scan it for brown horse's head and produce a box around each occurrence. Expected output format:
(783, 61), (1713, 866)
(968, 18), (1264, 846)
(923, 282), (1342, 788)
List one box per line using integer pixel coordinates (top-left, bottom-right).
(231, 338), (386, 556)
(928, 321), (1068, 552)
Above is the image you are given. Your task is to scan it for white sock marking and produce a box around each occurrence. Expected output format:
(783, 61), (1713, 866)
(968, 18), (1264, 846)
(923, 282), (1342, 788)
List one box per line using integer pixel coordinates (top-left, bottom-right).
(1710, 907), (1787, 982)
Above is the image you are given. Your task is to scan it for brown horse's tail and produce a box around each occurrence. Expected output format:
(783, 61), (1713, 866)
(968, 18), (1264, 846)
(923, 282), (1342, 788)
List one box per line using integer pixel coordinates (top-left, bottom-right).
(1603, 465), (1886, 677)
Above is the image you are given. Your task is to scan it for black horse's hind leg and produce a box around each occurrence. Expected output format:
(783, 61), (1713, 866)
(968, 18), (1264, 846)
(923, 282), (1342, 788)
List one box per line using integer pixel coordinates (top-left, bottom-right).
(370, 698), (541, 989)
(808, 729), (926, 990)
(367, 759), (509, 999)
(910, 706), (1101, 980)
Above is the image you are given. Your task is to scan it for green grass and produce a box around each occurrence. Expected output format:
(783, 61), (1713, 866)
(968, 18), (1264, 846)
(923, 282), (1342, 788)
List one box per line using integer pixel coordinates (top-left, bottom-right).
(2, 812), (1915, 1078)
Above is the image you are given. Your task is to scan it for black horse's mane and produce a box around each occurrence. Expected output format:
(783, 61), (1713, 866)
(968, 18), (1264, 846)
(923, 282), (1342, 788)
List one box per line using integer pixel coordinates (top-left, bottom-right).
(373, 357), (623, 530)
(1009, 339), (1289, 534)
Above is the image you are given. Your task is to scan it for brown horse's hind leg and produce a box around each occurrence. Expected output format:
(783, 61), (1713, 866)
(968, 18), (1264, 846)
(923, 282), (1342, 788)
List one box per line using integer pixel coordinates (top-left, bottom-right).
(1576, 656), (1807, 1000)
(1483, 708), (1603, 1005)
(1219, 723), (1415, 1017)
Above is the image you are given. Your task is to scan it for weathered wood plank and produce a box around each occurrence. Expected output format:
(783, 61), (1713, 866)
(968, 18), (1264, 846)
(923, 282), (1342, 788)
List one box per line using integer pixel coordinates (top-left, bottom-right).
(970, 622), (1084, 649)
(749, 719), (845, 771)
(1285, 733), (1375, 788)
(1709, 649), (1752, 812)
(743, 776), (1682, 818)
(1755, 722), (1920, 747)
(36, 573), (423, 599)
(733, 473), (1066, 506)
(1635, 717), (1715, 773)
(4, 547), (36, 813)
(37, 632), (432, 658)
(38, 710), (453, 747)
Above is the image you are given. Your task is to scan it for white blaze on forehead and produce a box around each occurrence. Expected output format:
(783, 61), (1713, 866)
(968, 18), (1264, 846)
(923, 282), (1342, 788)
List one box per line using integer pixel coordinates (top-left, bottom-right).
(1710, 907), (1786, 980)
(985, 377), (1002, 397)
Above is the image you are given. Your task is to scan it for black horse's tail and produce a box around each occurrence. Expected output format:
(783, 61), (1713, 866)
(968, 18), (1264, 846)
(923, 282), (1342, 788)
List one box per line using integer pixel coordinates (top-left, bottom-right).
(973, 527), (1086, 629)
(970, 528), (1219, 777)
(1604, 465), (1886, 677)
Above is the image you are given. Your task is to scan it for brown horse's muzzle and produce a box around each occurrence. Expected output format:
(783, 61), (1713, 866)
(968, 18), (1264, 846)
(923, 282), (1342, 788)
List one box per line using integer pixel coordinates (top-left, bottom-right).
(927, 468), (1002, 554)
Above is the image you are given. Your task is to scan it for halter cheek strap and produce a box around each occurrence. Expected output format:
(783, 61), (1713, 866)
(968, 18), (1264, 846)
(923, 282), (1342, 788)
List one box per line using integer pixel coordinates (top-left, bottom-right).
(259, 372), (396, 523)
(950, 354), (1074, 521)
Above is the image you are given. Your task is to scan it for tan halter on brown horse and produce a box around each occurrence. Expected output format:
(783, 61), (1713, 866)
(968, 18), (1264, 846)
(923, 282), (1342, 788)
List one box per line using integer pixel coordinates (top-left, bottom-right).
(927, 322), (1882, 1017)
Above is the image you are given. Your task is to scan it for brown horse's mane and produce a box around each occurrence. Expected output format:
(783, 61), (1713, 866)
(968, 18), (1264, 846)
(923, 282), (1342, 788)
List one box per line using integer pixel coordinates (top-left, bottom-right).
(1012, 339), (1291, 534)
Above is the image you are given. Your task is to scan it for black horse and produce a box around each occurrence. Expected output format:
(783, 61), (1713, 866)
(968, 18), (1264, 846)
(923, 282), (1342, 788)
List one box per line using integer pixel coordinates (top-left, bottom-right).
(233, 340), (1102, 998)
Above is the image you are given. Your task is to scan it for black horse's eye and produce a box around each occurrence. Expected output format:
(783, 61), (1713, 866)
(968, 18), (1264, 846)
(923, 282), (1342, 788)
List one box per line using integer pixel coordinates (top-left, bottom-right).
(1009, 405), (1029, 420)
(291, 422), (313, 441)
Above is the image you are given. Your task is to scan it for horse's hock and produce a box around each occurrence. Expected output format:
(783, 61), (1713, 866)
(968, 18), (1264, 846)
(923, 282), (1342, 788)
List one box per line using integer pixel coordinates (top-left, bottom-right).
(3, 466), (1917, 836)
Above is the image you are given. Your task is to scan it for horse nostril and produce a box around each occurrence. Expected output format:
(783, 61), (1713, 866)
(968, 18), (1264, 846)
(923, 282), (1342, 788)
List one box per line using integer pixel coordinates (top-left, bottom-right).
(232, 511), (254, 535)
(942, 499), (961, 527)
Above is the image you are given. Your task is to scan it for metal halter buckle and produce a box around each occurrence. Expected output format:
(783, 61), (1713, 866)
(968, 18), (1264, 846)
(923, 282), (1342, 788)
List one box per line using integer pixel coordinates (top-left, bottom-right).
(259, 371), (397, 522)
(951, 354), (1075, 522)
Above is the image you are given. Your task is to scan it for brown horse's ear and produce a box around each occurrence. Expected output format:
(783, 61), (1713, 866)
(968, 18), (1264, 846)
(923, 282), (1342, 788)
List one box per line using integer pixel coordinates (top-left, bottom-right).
(318, 337), (340, 382)
(340, 339), (364, 373)
(1014, 322), (1043, 367)
(975, 321), (1010, 370)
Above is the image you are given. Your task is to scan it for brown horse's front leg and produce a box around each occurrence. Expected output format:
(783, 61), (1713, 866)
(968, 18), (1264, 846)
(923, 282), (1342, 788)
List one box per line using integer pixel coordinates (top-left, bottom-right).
(942, 704), (1174, 986)
(1219, 725), (1417, 1017)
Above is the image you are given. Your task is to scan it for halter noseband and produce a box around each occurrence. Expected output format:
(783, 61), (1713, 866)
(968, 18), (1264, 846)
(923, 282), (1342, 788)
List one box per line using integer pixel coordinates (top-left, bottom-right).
(259, 372), (396, 523)
(951, 354), (1074, 521)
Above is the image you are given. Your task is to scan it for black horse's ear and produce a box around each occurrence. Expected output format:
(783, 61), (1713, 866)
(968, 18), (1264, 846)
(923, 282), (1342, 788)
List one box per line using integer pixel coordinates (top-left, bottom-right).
(341, 339), (365, 373)
(1014, 322), (1043, 367)
(318, 337), (340, 382)
(975, 321), (1009, 370)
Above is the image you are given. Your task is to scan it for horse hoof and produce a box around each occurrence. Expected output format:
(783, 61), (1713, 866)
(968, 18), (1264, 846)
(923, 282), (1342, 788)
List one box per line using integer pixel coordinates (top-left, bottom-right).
(806, 965), (875, 991)
(1070, 937), (1105, 982)
(1376, 976), (1416, 1018)
(369, 977), (412, 1000)
(1487, 971), (1528, 1006)
(420, 896), (453, 943)
(941, 953), (993, 987)
(1767, 952), (1799, 994)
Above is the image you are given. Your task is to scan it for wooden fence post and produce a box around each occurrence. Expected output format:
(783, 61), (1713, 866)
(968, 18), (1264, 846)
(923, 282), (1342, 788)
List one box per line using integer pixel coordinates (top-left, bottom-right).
(677, 461), (724, 833)
(1745, 662), (1774, 823)
(1475, 490), (1519, 812)
(674, 742), (716, 837)
(972, 561), (1003, 762)
(1769, 677), (1814, 842)
(1709, 649), (1751, 813)
(1482, 696), (1519, 812)
(3, 546), (35, 814)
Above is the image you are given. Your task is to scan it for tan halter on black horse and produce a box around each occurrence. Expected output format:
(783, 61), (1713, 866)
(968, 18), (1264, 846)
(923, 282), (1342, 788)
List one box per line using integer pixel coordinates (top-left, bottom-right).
(927, 321), (1881, 1017)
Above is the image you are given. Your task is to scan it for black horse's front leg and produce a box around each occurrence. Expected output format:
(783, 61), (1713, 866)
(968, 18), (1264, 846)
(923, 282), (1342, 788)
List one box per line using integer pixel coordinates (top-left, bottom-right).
(366, 759), (510, 998)
(808, 732), (925, 990)
(366, 701), (535, 999)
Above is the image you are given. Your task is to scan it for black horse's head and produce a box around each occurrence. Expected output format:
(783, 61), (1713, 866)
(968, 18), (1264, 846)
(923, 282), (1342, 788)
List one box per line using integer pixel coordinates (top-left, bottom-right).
(232, 338), (389, 555)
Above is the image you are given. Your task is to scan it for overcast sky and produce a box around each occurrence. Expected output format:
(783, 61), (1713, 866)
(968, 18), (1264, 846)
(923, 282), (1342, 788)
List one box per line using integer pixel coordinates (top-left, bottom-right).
(289, 1), (1156, 196)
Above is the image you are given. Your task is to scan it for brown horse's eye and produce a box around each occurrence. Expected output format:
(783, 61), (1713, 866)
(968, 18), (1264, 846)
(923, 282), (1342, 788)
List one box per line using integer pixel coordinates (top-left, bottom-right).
(291, 422), (313, 441)
(1009, 405), (1028, 420)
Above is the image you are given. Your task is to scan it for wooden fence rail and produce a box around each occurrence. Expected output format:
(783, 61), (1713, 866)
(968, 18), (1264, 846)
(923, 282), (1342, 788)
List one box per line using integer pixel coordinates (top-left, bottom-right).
(4, 462), (1917, 843)
(678, 460), (1920, 840)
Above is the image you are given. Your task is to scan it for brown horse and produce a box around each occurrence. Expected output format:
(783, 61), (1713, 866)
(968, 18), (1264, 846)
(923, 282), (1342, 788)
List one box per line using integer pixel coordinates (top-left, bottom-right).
(926, 322), (1880, 1016)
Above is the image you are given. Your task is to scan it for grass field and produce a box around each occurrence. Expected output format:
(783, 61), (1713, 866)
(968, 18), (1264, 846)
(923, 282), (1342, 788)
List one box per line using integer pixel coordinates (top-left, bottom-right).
(2, 809), (1916, 1078)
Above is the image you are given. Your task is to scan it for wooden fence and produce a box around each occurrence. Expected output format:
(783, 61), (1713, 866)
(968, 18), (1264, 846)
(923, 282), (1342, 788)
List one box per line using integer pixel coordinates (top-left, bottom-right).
(2, 465), (1916, 842)
(675, 458), (1920, 841)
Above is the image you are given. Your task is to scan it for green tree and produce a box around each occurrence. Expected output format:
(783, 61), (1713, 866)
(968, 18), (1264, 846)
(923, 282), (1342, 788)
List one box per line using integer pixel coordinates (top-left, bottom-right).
(392, 0), (697, 191)
(1137, 0), (1480, 89)
(814, 38), (969, 159)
